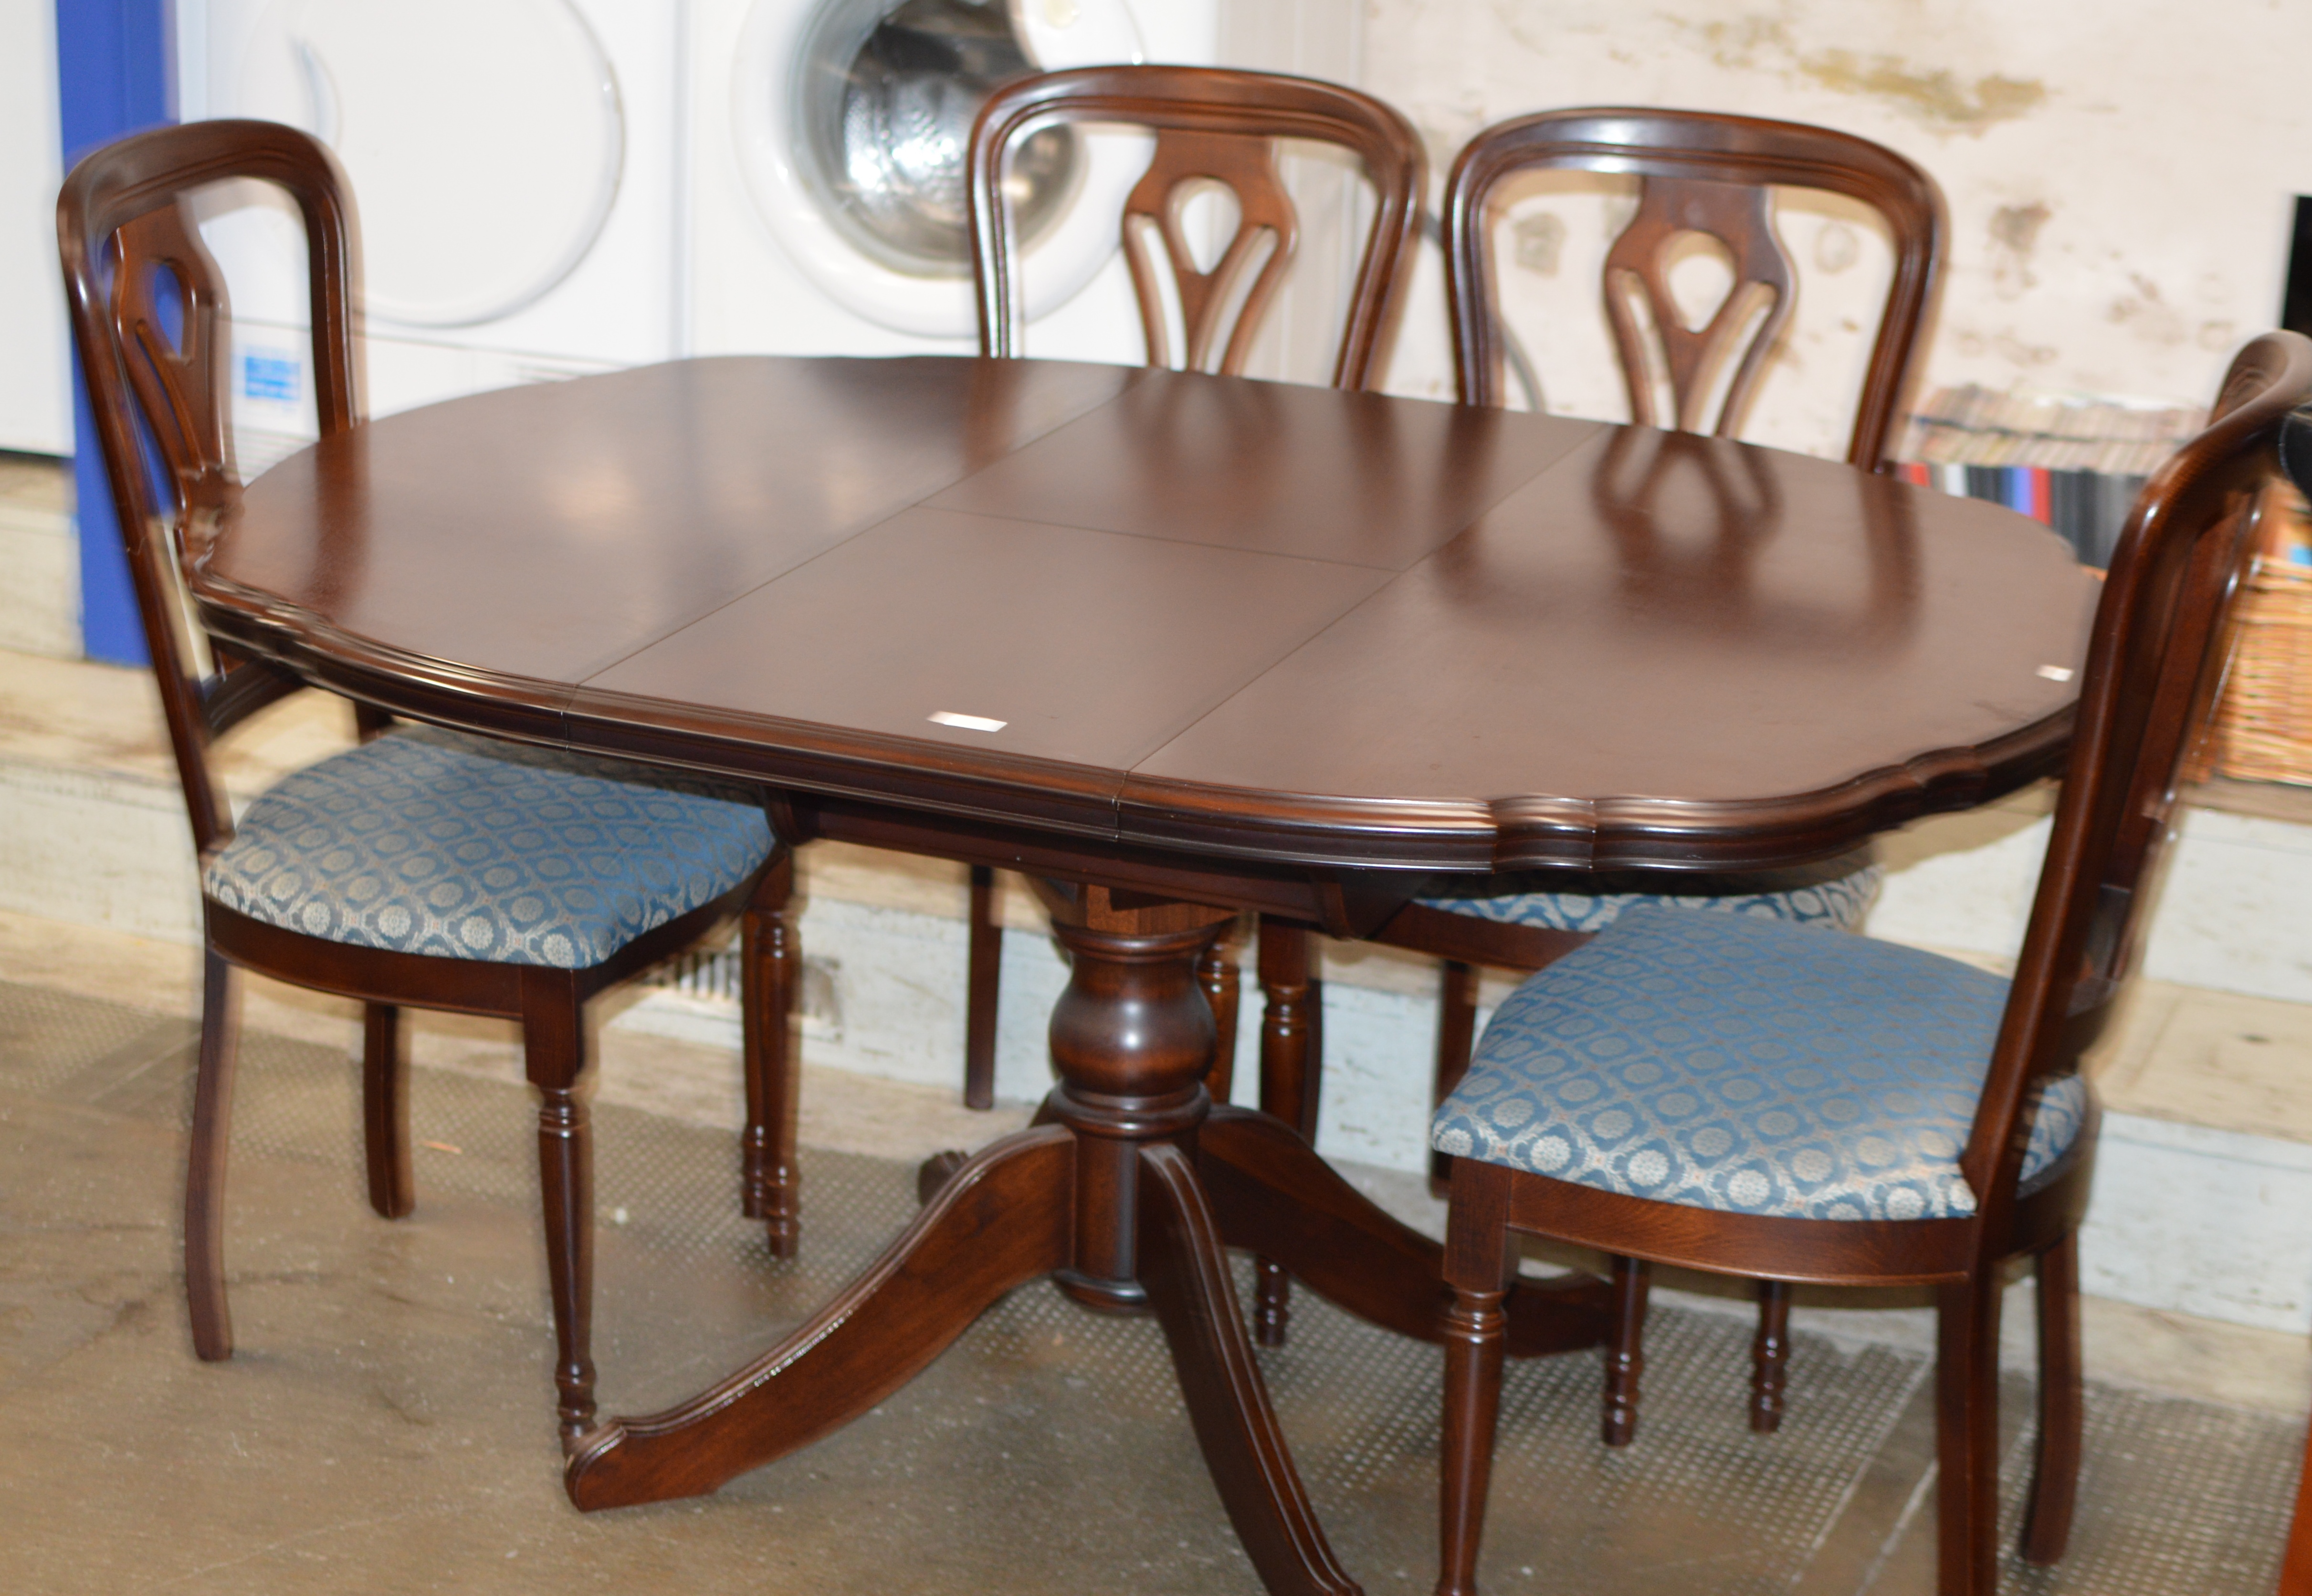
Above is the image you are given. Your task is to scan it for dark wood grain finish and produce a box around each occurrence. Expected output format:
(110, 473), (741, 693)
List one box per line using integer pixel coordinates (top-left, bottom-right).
(739, 858), (803, 1258)
(952, 63), (1429, 1129)
(1253, 918), (1323, 1345)
(928, 370), (1596, 568)
(205, 355), (1139, 692)
(969, 66), (1424, 392)
(963, 863), (1003, 1111)
(1751, 1279), (1793, 1433)
(1601, 1256), (1649, 1447)
(585, 503), (1393, 771)
(1443, 106), (1944, 469)
(570, 887), (1407, 1590)
(359, 1003), (412, 1220)
(1137, 1141), (1360, 1596)
(114, 126), (2147, 1596)
(2020, 1230), (2081, 1564)
(565, 1126), (1080, 1509)
(58, 121), (791, 1443)
(1432, 335), (2312, 1596)
(209, 359), (2091, 876)
(1411, 110), (1950, 1447)
(1120, 427), (2086, 872)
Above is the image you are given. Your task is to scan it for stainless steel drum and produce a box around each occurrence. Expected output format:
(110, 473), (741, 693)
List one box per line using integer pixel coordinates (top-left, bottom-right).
(793, 0), (1079, 277)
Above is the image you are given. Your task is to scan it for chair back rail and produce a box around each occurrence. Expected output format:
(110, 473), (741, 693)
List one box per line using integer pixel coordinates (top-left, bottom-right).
(967, 66), (1424, 391)
(57, 120), (360, 858)
(1441, 107), (1944, 468)
(1963, 331), (2312, 1211)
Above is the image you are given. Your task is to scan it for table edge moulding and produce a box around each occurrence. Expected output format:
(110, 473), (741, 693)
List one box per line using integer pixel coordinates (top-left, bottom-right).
(189, 350), (2097, 1596)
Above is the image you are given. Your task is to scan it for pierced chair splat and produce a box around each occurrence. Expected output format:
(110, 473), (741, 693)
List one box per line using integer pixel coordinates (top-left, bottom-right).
(752, 64), (1424, 1278)
(968, 62), (1424, 1342)
(1429, 331), (2312, 1596)
(1356, 106), (1950, 1413)
(56, 119), (799, 1448)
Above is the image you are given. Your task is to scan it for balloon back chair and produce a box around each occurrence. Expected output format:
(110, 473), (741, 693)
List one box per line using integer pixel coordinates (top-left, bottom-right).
(955, 61), (1425, 1333)
(1430, 329), (2312, 1596)
(1354, 106), (1948, 1412)
(57, 119), (798, 1448)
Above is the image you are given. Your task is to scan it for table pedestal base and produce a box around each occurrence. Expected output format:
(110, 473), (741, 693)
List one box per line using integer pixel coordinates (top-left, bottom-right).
(563, 887), (1614, 1595)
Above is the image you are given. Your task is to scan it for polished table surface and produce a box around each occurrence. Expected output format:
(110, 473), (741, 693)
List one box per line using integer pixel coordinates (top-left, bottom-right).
(198, 356), (2099, 1596)
(206, 356), (2092, 881)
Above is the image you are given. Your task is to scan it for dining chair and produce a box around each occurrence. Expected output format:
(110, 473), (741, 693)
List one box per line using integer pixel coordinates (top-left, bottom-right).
(810, 70), (1418, 1158)
(1429, 329), (2312, 1596)
(1408, 105), (1947, 1158)
(1293, 106), (1942, 1388)
(961, 60), (1423, 1324)
(57, 119), (799, 1448)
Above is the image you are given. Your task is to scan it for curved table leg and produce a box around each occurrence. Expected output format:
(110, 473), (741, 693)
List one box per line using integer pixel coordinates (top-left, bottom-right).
(565, 1125), (1076, 1511)
(565, 883), (1608, 1596)
(1197, 1106), (1612, 1358)
(1139, 1140), (1361, 1596)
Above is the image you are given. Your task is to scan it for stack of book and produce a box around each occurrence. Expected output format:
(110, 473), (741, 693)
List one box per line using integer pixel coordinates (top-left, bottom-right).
(1891, 386), (2206, 567)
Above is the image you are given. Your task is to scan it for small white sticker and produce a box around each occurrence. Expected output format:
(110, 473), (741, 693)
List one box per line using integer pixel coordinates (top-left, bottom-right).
(2037, 665), (2075, 682)
(929, 711), (1008, 732)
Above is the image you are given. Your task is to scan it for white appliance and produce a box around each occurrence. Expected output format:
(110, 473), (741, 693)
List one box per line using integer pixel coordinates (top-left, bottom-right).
(178, 0), (682, 469)
(176, 0), (1359, 470)
(0, 1), (69, 457)
(688, 0), (1220, 365)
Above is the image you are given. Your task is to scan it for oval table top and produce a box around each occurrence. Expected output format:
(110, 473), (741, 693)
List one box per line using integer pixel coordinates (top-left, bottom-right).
(200, 355), (2097, 877)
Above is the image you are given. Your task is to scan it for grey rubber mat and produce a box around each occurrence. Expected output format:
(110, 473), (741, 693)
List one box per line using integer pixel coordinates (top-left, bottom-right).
(0, 977), (2297, 1594)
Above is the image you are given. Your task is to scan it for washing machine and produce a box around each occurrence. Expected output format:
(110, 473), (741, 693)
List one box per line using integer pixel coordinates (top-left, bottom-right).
(178, 0), (681, 472)
(178, 0), (1356, 473)
(689, 0), (1222, 365)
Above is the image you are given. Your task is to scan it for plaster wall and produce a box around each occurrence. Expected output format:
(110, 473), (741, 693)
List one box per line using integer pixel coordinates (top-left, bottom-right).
(1361, 0), (2312, 445)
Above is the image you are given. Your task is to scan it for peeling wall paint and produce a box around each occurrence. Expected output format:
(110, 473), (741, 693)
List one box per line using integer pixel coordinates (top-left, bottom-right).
(1364, 0), (2310, 433)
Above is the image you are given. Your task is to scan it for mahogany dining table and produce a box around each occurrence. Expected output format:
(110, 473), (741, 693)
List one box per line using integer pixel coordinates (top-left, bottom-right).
(195, 354), (2097, 1596)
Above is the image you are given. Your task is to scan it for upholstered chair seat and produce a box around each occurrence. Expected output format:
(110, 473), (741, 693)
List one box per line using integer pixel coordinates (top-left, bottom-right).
(205, 724), (774, 968)
(1433, 907), (2088, 1223)
(59, 120), (806, 1449)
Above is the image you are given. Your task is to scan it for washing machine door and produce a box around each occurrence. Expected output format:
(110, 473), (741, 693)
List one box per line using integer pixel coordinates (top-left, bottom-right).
(736, 0), (1147, 337)
(228, 0), (623, 328)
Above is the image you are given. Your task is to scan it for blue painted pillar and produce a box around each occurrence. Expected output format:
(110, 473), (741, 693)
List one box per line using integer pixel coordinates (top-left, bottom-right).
(56, 0), (175, 666)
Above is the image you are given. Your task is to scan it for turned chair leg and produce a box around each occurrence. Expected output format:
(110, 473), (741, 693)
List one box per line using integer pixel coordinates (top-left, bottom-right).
(523, 971), (598, 1447)
(360, 1002), (414, 1219)
(2020, 1229), (2083, 1565)
(741, 853), (803, 1259)
(185, 948), (242, 1362)
(1429, 960), (1480, 1195)
(1199, 923), (1242, 1105)
(1934, 1274), (2005, 1596)
(1253, 917), (1321, 1349)
(1603, 1254), (1650, 1445)
(963, 864), (1002, 1110)
(1752, 1278), (1792, 1433)
(1439, 1160), (1518, 1596)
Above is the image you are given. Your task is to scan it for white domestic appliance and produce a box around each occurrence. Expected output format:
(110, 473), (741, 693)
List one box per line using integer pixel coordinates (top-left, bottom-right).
(177, 0), (1356, 470)
(688, 0), (1221, 365)
(0, 1), (69, 456)
(178, 0), (682, 469)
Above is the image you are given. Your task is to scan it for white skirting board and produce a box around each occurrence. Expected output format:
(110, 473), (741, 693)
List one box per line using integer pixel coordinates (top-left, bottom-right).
(2080, 1113), (2312, 1334)
(1873, 802), (2312, 1007)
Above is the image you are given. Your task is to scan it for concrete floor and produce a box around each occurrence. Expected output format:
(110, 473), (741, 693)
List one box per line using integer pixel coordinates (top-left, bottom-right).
(0, 969), (2301, 1595)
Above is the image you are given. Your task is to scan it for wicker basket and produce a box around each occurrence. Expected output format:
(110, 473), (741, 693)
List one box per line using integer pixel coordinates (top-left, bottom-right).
(2204, 484), (2312, 785)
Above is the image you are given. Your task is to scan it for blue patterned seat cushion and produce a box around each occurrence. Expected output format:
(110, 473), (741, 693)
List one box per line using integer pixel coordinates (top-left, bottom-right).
(1417, 856), (1882, 935)
(204, 724), (773, 969)
(1432, 907), (2088, 1222)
